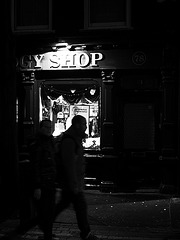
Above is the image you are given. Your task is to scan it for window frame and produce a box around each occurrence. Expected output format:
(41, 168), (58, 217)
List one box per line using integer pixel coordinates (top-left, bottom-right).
(84, 0), (131, 30)
(11, 0), (52, 33)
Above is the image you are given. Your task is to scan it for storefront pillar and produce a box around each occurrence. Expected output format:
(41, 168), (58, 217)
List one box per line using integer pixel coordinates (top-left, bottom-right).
(18, 71), (37, 226)
(19, 71), (36, 146)
(160, 69), (178, 193)
(101, 70), (116, 151)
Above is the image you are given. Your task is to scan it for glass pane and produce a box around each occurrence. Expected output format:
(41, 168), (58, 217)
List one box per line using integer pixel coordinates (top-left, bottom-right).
(39, 82), (100, 150)
(16, 0), (49, 26)
(90, 0), (126, 23)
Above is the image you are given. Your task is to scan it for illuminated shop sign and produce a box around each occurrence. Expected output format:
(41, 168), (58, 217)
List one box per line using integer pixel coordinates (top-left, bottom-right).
(19, 51), (104, 70)
(18, 49), (161, 71)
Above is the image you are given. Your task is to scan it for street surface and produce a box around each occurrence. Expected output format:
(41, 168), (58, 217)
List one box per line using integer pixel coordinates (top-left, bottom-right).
(54, 190), (180, 238)
(0, 190), (180, 240)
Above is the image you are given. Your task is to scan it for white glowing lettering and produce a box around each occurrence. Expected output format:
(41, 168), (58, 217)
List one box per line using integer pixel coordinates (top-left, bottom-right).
(34, 54), (43, 68)
(20, 52), (104, 70)
(61, 53), (76, 68)
(90, 53), (103, 66)
(78, 53), (90, 67)
(50, 54), (60, 68)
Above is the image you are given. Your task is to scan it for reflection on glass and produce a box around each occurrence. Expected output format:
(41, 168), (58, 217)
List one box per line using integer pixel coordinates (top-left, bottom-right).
(39, 83), (100, 150)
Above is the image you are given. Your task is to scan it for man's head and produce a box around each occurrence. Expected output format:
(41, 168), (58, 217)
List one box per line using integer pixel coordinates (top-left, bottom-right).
(71, 115), (87, 138)
(39, 119), (53, 137)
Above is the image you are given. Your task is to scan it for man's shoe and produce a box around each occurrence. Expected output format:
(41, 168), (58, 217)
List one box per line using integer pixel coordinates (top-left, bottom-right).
(38, 234), (58, 240)
(84, 232), (100, 240)
(38, 236), (44, 240)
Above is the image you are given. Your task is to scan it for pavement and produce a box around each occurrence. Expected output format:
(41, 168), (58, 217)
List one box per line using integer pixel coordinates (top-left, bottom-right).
(0, 189), (180, 240)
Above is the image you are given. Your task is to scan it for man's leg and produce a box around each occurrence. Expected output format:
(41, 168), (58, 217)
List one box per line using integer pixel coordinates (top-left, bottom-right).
(54, 189), (71, 220)
(39, 187), (55, 240)
(72, 192), (91, 239)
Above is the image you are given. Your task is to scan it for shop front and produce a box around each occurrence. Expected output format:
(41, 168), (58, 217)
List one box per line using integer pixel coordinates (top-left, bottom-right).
(16, 41), (178, 192)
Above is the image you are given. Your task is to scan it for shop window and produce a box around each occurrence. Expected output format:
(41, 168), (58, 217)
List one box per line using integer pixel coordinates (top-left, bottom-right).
(84, 0), (131, 29)
(39, 81), (100, 150)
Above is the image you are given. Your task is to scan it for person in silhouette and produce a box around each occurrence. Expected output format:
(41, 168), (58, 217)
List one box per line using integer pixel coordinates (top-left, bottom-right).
(55, 115), (99, 240)
(29, 119), (56, 240)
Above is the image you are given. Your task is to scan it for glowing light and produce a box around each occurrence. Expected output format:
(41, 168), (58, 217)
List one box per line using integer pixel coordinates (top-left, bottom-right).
(90, 88), (96, 95)
(70, 89), (76, 93)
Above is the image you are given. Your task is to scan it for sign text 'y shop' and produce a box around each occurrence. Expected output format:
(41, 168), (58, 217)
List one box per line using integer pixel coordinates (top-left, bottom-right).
(19, 52), (104, 70)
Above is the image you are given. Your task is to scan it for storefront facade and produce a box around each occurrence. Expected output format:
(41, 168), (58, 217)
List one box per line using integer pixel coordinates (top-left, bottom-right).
(16, 40), (179, 192)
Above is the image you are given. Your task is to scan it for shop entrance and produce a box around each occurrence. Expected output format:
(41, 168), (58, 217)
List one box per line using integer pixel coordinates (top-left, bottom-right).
(39, 79), (101, 150)
(113, 72), (162, 189)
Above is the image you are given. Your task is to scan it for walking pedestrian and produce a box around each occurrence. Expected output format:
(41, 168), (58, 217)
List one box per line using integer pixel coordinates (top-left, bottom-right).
(54, 115), (99, 240)
(29, 119), (56, 240)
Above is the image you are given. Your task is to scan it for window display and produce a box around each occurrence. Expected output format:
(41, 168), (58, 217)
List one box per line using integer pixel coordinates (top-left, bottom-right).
(39, 81), (100, 150)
